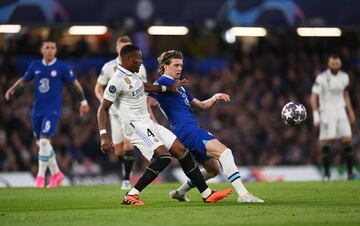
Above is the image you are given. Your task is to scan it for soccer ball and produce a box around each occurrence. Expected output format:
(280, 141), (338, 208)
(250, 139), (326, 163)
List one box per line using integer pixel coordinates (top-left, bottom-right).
(281, 102), (307, 126)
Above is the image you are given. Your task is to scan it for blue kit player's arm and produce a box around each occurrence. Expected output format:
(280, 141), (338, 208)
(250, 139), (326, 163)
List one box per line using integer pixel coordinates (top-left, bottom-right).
(5, 62), (35, 101)
(191, 92), (230, 111)
(62, 65), (90, 116)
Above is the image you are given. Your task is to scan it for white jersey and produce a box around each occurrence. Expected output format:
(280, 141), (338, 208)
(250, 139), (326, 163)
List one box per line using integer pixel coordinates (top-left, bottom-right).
(311, 69), (349, 111)
(98, 57), (147, 115)
(103, 65), (150, 134)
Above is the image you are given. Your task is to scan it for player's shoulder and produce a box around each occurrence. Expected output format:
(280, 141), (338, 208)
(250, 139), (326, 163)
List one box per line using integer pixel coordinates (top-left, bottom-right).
(155, 75), (174, 85)
(104, 58), (118, 68)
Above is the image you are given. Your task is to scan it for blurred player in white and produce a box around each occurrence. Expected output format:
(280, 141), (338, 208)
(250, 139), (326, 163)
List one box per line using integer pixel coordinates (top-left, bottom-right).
(311, 55), (356, 180)
(94, 36), (147, 190)
(97, 44), (231, 205)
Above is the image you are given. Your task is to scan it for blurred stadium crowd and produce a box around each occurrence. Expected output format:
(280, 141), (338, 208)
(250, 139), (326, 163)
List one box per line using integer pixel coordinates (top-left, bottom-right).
(1, 31), (359, 177)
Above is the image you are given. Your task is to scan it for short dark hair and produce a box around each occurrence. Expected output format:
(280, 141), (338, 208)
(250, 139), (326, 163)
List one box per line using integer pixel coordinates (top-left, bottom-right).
(120, 44), (140, 58)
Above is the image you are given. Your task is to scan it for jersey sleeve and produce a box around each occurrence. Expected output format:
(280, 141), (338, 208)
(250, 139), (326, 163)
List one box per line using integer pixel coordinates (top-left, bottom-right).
(62, 64), (76, 84)
(311, 76), (321, 94)
(22, 62), (35, 81)
(344, 73), (350, 88)
(103, 76), (123, 103)
(184, 88), (194, 102)
(138, 64), (147, 82)
(97, 63), (111, 86)
(148, 80), (161, 100)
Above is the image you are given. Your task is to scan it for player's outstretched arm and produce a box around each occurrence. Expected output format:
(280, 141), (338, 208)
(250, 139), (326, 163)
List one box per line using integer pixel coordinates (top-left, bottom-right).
(191, 93), (230, 111)
(143, 79), (189, 93)
(97, 99), (114, 153)
(73, 79), (90, 116)
(5, 77), (26, 101)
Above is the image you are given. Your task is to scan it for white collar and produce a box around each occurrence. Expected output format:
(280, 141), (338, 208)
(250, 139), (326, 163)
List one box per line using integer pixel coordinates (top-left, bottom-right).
(116, 57), (121, 65)
(42, 58), (57, 66)
(162, 74), (176, 80)
(117, 65), (134, 75)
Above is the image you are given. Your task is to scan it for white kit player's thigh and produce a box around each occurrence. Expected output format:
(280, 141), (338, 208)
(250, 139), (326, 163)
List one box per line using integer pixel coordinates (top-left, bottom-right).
(154, 123), (177, 150)
(126, 119), (165, 161)
(109, 114), (125, 145)
(319, 110), (337, 140)
(337, 108), (352, 138)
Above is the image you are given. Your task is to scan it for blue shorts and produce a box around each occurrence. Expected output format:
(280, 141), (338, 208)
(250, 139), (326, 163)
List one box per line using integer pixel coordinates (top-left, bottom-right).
(32, 113), (60, 139)
(175, 126), (215, 164)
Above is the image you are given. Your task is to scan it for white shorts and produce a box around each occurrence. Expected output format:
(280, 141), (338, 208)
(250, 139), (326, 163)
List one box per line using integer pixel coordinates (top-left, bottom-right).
(319, 107), (352, 140)
(124, 119), (177, 161)
(109, 114), (125, 144)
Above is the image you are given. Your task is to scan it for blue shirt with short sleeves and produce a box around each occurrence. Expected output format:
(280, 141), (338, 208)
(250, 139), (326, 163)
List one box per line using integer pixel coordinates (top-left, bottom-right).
(23, 58), (75, 117)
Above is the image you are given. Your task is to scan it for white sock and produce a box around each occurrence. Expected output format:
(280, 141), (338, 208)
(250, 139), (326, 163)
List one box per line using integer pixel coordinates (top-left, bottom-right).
(128, 187), (140, 195)
(47, 141), (60, 175)
(178, 170), (213, 195)
(37, 138), (51, 177)
(219, 148), (249, 196)
(200, 188), (212, 199)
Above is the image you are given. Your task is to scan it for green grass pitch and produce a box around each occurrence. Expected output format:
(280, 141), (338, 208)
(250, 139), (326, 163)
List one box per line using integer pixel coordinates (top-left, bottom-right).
(0, 181), (359, 226)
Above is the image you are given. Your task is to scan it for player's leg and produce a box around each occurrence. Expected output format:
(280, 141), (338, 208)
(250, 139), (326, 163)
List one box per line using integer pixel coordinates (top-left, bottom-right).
(339, 110), (354, 179)
(319, 111), (337, 180)
(124, 147), (172, 205)
(41, 115), (63, 188)
(171, 158), (220, 201)
(120, 138), (136, 190)
(109, 114), (129, 188)
(158, 124), (231, 203)
(206, 139), (264, 203)
(320, 140), (332, 181)
(32, 116), (48, 188)
(123, 121), (172, 205)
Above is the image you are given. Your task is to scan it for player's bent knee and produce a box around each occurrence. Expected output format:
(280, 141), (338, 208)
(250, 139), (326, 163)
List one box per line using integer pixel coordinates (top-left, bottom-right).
(341, 137), (352, 144)
(153, 145), (170, 158)
(168, 139), (186, 159)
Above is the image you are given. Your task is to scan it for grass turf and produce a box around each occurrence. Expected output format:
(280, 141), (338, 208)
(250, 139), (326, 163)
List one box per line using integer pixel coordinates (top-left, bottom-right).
(0, 181), (359, 226)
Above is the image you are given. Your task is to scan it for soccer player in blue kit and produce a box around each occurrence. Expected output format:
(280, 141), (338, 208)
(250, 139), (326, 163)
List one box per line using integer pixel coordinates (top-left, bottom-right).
(5, 41), (90, 188)
(149, 50), (264, 203)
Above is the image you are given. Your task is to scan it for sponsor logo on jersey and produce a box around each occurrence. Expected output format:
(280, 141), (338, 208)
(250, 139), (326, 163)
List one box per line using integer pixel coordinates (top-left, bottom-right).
(124, 77), (133, 89)
(109, 85), (116, 93)
(51, 70), (57, 77)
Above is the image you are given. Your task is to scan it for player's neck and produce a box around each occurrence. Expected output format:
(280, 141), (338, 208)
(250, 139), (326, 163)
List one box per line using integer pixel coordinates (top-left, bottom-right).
(43, 57), (56, 65)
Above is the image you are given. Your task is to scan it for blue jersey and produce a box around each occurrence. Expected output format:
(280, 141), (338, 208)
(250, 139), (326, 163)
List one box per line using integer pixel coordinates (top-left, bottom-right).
(23, 58), (75, 117)
(150, 75), (199, 134)
(150, 75), (214, 164)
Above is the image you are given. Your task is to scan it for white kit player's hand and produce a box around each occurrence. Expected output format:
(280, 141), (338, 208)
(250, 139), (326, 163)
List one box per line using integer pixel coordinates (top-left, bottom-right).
(100, 134), (114, 153)
(212, 93), (230, 102)
(313, 110), (320, 126)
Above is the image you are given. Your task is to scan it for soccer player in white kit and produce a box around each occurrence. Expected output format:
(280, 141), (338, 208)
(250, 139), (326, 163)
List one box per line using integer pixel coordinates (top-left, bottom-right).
(311, 55), (356, 180)
(97, 44), (231, 205)
(95, 36), (147, 190)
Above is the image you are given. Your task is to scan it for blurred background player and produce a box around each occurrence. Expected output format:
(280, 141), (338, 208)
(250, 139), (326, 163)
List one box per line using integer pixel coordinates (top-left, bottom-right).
(94, 35), (147, 190)
(5, 40), (90, 188)
(98, 44), (231, 205)
(311, 54), (356, 180)
(150, 50), (263, 203)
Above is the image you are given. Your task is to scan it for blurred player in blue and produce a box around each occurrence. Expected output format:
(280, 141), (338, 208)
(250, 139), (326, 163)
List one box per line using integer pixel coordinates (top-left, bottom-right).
(5, 40), (90, 188)
(149, 50), (264, 203)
